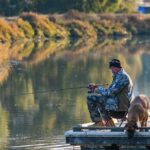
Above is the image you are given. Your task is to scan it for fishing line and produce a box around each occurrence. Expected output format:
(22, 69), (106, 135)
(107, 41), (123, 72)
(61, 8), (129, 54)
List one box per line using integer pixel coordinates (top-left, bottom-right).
(13, 83), (108, 97)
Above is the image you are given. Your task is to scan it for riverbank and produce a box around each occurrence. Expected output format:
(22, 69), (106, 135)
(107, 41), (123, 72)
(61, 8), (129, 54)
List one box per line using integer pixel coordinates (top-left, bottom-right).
(1, 10), (150, 42)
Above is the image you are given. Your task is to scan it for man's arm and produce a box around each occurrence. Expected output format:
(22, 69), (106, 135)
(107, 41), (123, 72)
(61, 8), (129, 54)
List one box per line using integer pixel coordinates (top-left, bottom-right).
(96, 74), (129, 97)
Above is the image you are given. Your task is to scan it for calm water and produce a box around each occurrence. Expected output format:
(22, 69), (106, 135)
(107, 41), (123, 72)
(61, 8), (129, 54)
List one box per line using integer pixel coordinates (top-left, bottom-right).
(0, 36), (150, 150)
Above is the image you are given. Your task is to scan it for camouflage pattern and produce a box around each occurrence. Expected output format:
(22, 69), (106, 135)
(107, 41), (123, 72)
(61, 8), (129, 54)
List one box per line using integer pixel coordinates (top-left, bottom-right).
(87, 69), (133, 122)
(97, 69), (133, 101)
(87, 94), (113, 122)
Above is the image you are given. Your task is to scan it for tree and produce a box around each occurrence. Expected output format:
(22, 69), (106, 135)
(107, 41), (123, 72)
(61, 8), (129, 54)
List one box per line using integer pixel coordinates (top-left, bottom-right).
(0, 0), (138, 16)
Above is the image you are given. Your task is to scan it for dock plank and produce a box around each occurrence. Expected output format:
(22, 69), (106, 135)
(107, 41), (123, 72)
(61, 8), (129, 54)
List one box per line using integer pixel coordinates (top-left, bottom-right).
(65, 114), (150, 149)
(65, 129), (150, 145)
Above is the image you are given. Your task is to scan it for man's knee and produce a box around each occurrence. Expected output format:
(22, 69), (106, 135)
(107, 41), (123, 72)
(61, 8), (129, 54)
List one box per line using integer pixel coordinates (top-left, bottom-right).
(105, 98), (118, 111)
(87, 95), (105, 104)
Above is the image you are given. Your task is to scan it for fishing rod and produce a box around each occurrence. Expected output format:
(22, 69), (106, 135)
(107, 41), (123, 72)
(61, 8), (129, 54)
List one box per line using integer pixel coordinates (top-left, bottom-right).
(13, 83), (108, 97)
(14, 86), (87, 96)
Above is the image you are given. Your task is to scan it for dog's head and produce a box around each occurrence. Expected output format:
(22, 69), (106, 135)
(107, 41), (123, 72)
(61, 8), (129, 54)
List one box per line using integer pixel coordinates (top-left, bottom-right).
(125, 121), (138, 139)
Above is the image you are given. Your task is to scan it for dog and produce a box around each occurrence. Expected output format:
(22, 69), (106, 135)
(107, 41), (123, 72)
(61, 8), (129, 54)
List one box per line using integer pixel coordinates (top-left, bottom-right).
(125, 94), (149, 139)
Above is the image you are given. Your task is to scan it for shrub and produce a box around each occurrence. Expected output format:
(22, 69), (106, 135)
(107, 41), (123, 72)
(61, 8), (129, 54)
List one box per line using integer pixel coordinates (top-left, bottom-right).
(16, 18), (35, 38)
(20, 12), (69, 39)
(0, 18), (24, 42)
(124, 15), (150, 35)
(0, 19), (12, 41)
(64, 19), (97, 38)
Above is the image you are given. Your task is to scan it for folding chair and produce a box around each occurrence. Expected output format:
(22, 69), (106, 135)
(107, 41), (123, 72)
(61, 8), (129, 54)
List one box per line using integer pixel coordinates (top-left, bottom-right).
(108, 111), (128, 127)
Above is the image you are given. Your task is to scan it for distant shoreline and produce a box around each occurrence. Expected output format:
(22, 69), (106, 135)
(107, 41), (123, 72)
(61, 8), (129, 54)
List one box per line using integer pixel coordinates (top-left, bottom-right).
(1, 10), (150, 43)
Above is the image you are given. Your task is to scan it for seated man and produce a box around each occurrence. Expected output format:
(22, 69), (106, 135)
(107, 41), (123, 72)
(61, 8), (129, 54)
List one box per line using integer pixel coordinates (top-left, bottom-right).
(87, 58), (133, 126)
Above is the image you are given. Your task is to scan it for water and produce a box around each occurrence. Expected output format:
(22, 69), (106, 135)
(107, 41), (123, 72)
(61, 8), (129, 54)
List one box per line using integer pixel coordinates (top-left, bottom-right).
(0, 36), (150, 150)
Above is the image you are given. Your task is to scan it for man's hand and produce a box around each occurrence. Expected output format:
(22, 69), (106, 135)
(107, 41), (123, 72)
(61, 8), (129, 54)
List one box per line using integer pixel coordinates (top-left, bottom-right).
(87, 83), (98, 93)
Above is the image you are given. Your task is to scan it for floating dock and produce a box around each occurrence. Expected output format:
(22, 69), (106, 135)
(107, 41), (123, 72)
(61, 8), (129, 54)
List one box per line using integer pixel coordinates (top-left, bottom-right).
(65, 123), (150, 150)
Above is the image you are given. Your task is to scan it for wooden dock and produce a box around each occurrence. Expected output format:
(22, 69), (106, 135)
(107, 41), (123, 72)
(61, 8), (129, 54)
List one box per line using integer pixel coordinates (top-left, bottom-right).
(65, 123), (150, 150)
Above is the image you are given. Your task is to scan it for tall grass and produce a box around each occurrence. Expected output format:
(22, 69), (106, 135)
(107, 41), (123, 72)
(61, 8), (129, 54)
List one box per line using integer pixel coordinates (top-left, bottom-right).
(0, 19), (24, 42)
(16, 18), (35, 38)
(63, 19), (97, 38)
(1, 12), (150, 42)
(20, 12), (69, 39)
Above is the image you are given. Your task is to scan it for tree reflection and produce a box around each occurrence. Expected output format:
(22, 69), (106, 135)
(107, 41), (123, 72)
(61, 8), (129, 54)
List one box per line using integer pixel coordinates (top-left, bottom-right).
(0, 105), (9, 150)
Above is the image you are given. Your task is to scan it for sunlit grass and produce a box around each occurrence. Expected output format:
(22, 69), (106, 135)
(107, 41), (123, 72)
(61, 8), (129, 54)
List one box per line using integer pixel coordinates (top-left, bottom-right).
(64, 19), (97, 38)
(92, 19), (128, 36)
(0, 19), (12, 41)
(0, 18), (24, 42)
(16, 18), (35, 38)
(20, 12), (69, 39)
(1, 12), (150, 43)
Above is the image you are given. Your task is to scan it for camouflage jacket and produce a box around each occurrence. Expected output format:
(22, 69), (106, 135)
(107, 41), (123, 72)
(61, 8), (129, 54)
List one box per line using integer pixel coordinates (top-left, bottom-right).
(98, 69), (133, 102)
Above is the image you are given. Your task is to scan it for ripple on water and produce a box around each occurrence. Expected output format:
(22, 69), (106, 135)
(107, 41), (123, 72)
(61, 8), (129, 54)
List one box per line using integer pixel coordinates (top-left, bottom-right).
(8, 135), (80, 150)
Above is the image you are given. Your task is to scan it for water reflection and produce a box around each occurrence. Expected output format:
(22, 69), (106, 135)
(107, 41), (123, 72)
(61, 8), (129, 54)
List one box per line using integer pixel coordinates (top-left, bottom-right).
(0, 104), (9, 150)
(0, 36), (150, 149)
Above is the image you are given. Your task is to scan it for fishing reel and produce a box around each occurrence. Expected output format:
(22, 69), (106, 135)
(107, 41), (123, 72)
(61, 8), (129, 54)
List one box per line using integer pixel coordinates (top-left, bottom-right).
(87, 83), (98, 93)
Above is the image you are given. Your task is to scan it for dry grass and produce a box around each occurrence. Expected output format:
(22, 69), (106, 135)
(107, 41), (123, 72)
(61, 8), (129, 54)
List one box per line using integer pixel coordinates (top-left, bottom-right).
(0, 18), (25, 42)
(20, 12), (69, 39)
(16, 18), (35, 38)
(64, 19), (97, 38)
(1, 12), (150, 42)
(0, 19), (13, 41)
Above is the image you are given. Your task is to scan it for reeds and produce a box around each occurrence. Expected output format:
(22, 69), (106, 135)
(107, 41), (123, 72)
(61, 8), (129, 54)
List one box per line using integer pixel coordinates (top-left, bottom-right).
(20, 12), (69, 39)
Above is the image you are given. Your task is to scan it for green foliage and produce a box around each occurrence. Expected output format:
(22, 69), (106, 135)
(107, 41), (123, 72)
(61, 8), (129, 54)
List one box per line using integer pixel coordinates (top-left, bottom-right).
(92, 19), (128, 36)
(0, 19), (24, 42)
(19, 41), (35, 58)
(0, 0), (138, 16)
(1, 12), (150, 42)
(20, 13), (69, 39)
(119, 0), (138, 13)
(16, 18), (35, 38)
(64, 20), (96, 38)
(104, 0), (122, 13)
(77, 0), (135, 13)
(0, 0), (26, 16)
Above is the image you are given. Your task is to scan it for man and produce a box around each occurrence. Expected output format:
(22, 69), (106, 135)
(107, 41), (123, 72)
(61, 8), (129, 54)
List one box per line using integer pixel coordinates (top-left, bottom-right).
(87, 58), (133, 126)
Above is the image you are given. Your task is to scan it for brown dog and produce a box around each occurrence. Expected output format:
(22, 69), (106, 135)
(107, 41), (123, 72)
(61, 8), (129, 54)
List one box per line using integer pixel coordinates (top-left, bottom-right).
(125, 94), (149, 138)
